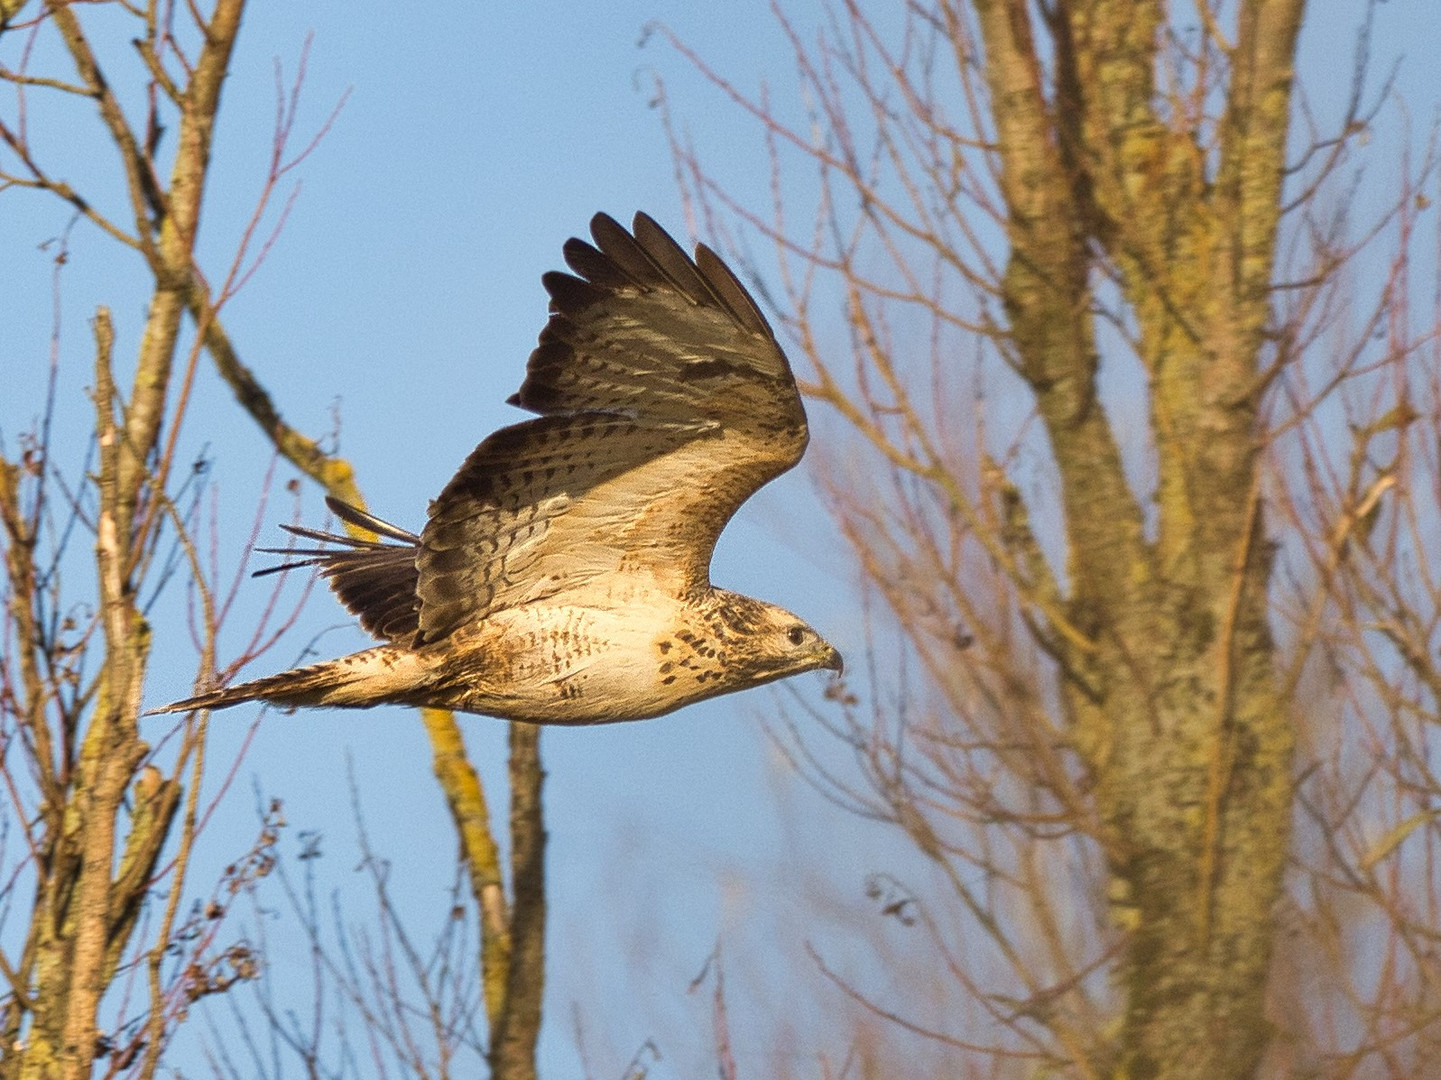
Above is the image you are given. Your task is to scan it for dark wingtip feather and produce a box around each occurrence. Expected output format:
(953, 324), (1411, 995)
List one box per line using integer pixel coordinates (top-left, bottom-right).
(248, 503), (422, 642)
(588, 210), (626, 239)
(543, 270), (607, 312)
(588, 213), (665, 289)
(252, 553), (316, 578)
(563, 237), (632, 288)
(324, 497), (419, 543)
(630, 213), (724, 308)
(695, 243), (774, 337)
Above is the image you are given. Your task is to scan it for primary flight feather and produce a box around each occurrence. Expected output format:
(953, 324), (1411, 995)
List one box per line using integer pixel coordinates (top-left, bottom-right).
(159, 212), (840, 724)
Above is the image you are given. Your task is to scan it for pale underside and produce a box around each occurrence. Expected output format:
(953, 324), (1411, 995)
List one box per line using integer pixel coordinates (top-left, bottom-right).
(282, 585), (816, 725)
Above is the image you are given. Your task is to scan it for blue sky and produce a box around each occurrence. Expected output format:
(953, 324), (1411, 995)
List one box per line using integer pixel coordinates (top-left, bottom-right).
(3, 0), (1440, 1076)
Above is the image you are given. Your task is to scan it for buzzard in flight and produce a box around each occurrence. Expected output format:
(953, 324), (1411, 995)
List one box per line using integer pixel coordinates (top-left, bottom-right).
(161, 213), (840, 724)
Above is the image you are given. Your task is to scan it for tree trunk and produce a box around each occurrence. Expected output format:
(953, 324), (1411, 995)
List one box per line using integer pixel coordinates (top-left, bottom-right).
(970, 0), (1302, 1074)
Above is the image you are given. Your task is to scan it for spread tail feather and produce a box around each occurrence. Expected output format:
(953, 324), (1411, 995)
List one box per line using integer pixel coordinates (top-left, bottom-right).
(154, 647), (428, 714)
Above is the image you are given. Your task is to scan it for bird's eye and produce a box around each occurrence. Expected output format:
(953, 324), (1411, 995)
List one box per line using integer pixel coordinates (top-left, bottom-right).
(786, 626), (807, 646)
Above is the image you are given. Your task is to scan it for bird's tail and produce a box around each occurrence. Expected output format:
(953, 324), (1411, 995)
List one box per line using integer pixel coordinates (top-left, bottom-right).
(154, 647), (428, 714)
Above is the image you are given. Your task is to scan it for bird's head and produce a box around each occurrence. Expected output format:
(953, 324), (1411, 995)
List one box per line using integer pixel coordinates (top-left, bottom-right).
(706, 591), (843, 686)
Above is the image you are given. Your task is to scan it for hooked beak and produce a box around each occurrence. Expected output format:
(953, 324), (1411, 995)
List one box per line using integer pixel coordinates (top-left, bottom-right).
(819, 643), (844, 674)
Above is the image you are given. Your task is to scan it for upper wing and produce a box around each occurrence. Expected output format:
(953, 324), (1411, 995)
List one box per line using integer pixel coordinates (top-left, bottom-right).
(413, 212), (807, 645)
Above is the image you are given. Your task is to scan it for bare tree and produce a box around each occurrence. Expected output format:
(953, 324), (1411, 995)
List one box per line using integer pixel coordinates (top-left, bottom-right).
(1, 5), (259, 1075)
(656, 1), (1441, 1077)
(1, 4), (544, 1078)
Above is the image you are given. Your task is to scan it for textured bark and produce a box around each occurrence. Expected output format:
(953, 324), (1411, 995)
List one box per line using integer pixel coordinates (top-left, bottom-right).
(969, 0), (1303, 1075)
(487, 723), (547, 1080)
(2, 5), (246, 1076)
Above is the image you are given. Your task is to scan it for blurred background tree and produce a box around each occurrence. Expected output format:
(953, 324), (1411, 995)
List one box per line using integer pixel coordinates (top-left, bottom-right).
(657, 0), (1441, 1076)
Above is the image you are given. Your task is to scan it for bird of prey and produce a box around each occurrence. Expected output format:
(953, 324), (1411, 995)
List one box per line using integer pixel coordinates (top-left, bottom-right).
(160, 213), (841, 724)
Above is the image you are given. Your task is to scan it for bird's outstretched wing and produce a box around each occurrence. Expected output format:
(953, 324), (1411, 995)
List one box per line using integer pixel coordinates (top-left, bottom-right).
(413, 212), (808, 645)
